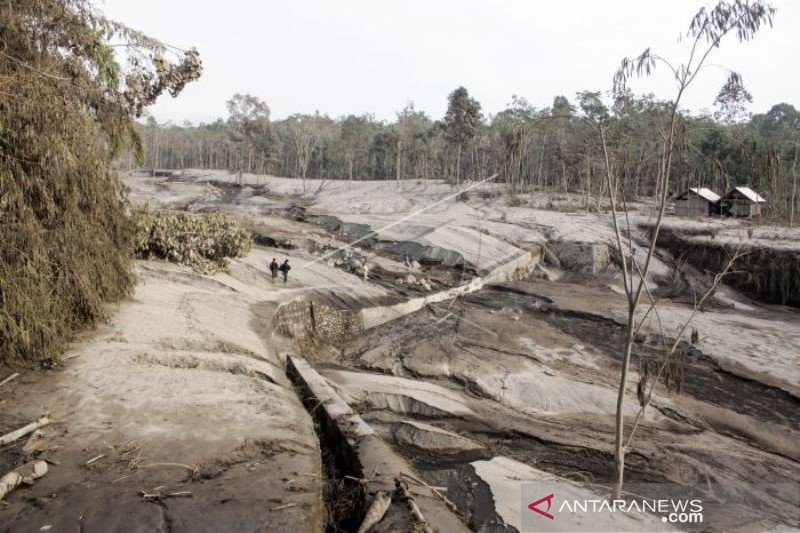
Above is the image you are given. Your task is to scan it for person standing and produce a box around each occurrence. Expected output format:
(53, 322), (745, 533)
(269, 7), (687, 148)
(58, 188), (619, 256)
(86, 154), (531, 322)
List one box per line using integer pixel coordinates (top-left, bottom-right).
(279, 259), (291, 283)
(269, 258), (279, 283)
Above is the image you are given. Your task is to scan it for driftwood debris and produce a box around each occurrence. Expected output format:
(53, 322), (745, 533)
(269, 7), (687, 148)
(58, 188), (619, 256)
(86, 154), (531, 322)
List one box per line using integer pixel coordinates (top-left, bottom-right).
(395, 478), (433, 533)
(0, 416), (51, 447)
(0, 460), (48, 501)
(344, 474), (369, 486)
(399, 471), (458, 512)
(270, 502), (298, 511)
(139, 487), (193, 502)
(356, 491), (391, 533)
(0, 373), (19, 389)
(84, 454), (106, 466)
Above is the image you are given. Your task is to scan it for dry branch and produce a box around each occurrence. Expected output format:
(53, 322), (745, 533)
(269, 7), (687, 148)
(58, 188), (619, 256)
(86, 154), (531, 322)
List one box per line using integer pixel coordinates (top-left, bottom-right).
(270, 502), (298, 511)
(139, 488), (193, 502)
(0, 417), (50, 446)
(395, 478), (433, 533)
(84, 454), (106, 466)
(0, 373), (19, 388)
(398, 471), (457, 512)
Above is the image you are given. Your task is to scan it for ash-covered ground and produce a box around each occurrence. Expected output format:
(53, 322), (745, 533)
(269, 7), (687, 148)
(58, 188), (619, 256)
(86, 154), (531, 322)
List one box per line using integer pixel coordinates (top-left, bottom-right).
(2, 169), (797, 532)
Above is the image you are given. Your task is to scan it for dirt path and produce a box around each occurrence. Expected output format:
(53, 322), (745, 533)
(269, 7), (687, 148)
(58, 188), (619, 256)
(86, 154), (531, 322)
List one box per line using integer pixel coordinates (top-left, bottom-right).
(0, 252), (375, 532)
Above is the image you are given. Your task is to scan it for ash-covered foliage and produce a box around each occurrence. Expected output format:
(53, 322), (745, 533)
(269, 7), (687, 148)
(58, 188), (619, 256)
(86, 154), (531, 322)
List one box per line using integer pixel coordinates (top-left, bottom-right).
(0, 0), (201, 364)
(134, 210), (252, 273)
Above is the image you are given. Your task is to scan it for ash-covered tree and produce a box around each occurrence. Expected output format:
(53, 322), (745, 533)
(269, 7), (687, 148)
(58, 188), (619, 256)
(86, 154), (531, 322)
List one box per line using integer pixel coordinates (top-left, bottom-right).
(226, 94), (273, 183)
(443, 86), (482, 185)
(752, 103), (800, 224)
(493, 95), (535, 195)
(576, 91), (609, 208)
(0, 0), (201, 364)
(339, 114), (375, 184)
(395, 103), (432, 182)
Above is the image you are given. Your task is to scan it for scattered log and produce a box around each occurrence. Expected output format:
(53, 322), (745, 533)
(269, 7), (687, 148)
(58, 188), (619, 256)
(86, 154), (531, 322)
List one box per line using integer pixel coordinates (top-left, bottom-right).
(139, 488), (192, 502)
(84, 454), (106, 466)
(0, 417), (50, 446)
(356, 491), (391, 533)
(270, 502), (298, 511)
(0, 460), (48, 501)
(0, 373), (19, 389)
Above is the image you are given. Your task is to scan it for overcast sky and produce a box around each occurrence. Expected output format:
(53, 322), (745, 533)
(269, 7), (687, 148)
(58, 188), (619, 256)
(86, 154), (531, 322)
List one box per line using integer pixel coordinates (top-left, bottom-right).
(99, 0), (799, 124)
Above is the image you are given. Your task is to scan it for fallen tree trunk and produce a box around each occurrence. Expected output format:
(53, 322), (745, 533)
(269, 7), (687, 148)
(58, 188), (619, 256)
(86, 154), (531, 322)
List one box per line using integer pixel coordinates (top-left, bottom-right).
(0, 460), (48, 500)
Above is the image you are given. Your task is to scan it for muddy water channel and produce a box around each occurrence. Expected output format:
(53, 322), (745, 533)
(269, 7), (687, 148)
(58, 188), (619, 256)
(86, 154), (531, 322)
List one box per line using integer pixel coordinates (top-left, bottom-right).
(319, 280), (800, 531)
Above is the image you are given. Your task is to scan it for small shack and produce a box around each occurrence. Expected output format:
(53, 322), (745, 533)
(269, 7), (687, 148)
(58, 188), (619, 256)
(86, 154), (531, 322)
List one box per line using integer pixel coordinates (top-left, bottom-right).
(674, 188), (721, 217)
(721, 186), (766, 217)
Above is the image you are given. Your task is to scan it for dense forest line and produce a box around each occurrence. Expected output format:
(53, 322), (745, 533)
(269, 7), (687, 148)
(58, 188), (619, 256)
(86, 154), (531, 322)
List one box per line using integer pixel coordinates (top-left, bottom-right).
(133, 89), (799, 222)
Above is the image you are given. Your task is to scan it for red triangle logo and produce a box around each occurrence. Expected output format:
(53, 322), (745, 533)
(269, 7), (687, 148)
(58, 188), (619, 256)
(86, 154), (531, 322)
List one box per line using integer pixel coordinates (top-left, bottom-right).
(528, 493), (555, 520)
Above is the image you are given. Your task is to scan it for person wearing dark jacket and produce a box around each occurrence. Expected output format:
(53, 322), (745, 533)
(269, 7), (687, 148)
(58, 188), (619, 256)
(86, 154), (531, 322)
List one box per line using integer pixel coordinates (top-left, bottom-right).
(269, 258), (279, 282)
(279, 259), (291, 283)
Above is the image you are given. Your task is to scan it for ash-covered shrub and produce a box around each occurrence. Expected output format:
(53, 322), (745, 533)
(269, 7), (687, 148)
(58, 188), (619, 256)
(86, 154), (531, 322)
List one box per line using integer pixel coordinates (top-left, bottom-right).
(0, 1), (200, 365)
(134, 209), (252, 273)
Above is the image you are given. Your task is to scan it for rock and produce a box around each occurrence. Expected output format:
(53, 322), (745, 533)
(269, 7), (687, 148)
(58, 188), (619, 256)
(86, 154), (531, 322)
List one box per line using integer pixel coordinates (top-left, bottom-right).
(534, 264), (562, 282)
(551, 241), (610, 274)
(323, 370), (476, 418)
(393, 420), (485, 455)
(545, 227), (560, 241)
(404, 274), (417, 285)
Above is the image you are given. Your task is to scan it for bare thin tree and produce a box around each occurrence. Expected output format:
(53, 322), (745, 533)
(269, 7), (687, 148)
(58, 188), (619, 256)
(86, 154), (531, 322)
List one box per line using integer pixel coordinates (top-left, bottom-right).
(601, 0), (775, 499)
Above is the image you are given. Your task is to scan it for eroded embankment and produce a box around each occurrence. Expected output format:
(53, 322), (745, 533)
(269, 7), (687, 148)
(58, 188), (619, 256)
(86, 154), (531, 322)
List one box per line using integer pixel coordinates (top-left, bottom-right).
(286, 356), (470, 532)
(649, 225), (800, 308)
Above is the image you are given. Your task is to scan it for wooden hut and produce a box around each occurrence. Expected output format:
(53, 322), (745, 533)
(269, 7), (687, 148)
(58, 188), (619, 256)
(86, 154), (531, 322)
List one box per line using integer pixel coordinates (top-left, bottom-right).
(721, 187), (766, 217)
(674, 188), (721, 217)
